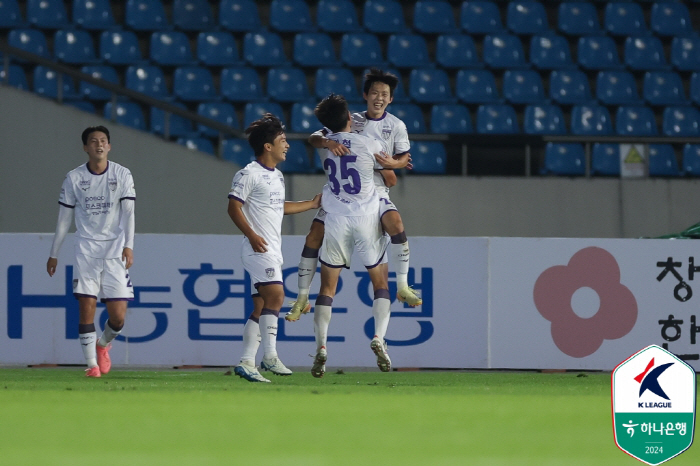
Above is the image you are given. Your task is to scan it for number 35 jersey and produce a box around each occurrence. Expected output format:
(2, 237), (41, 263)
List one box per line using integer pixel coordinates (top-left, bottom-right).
(319, 132), (383, 217)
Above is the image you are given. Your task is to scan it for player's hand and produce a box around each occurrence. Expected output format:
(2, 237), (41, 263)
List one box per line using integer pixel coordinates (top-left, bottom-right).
(402, 152), (414, 170)
(326, 140), (351, 156)
(122, 247), (134, 269)
(47, 257), (58, 277)
(248, 233), (268, 253)
(374, 151), (404, 169)
(311, 193), (322, 209)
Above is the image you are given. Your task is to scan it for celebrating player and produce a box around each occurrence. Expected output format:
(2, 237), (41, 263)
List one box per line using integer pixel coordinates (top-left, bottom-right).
(46, 126), (135, 378)
(227, 114), (321, 383)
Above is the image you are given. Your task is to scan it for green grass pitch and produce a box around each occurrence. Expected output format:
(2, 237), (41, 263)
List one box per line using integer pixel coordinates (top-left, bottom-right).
(0, 367), (697, 465)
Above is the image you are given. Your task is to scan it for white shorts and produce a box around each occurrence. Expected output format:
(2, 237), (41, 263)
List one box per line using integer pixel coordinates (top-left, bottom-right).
(320, 212), (389, 269)
(313, 206), (327, 224)
(73, 253), (134, 302)
(242, 253), (283, 290)
(378, 192), (398, 218)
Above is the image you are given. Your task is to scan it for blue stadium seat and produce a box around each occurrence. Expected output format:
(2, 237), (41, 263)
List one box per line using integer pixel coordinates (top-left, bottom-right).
(151, 102), (193, 137)
(197, 32), (240, 66)
(663, 106), (700, 137)
(604, 2), (647, 37)
(682, 144), (700, 177)
(173, 66), (217, 101)
(125, 0), (167, 31)
(150, 32), (195, 66)
(197, 102), (239, 137)
(317, 0), (361, 33)
(649, 144), (681, 177)
(33, 65), (79, 99)
(315, 67), (361, 102)
(571, 104), (613, 136)
(671, 37), (700, 72)
(104, 101), (146, 130)
(651, 3), (692, 37)
(430, 104), (473, 134)
(79, 65), (119, 101)
(643, 71), (688, 106)
(72, 0), (115, 31)
(126, 65), (169, 99)
(54, 29), (97, 64)
(387, 103), (427, 133)
(266, 67), (310, 102)
(27, 0), (68, 29)
(173, 0), (213, 31)
(408, 141), (447, 174)
(692, 73), (700, 106)
(542, 143), (585, 176)
(461, 1), (503, 35)
(294, 33), (339, 67)
(219, 0), (261, 32)
(8, 28), (49, 59)
(557, 2), (601, 36)
(409, 69), (453, 104)
(100, 30), (142, 65)
(65, 100), (96, 114)
(220, 66), (264, 102)
(177, 137), (215, 155)
(387, 34), (432, 68)
(529, 34), (575, 70)
(0, 64), (28, 90)
(524, 104), (566, 135)
(341, 33), (385, 67)
(436, 34), (482, 69)
(243, 32), (289, 67)
(270, 0), (314, 33)
(578, 36), (623, 70)
(596, 71), (642, 105)
(624, 36), (670, 71)
(364, 0), (407, 34)
(222, 139), (256, 166)
(291, 101), (322, 133)
(278, 140), (315, 173)
(414, 1), (458, 34)
(483, 34), (528, 69)
(456, 69), (500, 104)
(502, 70), (544, 104)
(616, 106), (658, 136)
(476, 104), (519, 134)
(243, 102), (286, 128)
(548, 69), (593, 105)
(591, 143), (620, 176)
(0, 0), (25, 29)
(506, 1), (549, 35)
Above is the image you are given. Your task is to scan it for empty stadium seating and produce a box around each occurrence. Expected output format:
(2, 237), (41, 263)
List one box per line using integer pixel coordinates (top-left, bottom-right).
(542, 143), (585, 176)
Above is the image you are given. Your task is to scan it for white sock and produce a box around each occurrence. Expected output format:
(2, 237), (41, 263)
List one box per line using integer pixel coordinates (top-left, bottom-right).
(99, 321), (122, 347)
(372, 298), (391, 341)
(259, 310), (279, 359)
(298, 256), (319, 298)
(314, 296), (333, 351)
(240, 317), (261, 364)
(391, 240), (410, 289)
(80, 332), (97, 367)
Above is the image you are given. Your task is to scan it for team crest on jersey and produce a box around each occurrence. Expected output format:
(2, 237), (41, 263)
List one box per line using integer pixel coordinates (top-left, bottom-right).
(265, 268), (275, 279)
(108, 177), (117, 192)
(79, 179), (91, 191)
(381, 128), (392, 140)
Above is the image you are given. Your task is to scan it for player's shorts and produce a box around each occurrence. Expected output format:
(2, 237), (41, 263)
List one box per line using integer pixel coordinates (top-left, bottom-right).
(242, 252), (283, 290)
(313, 206), (327, 224)
(73, 253), (134, 301)
(378, 192), (398, 218)
(320, 212), (389, 269)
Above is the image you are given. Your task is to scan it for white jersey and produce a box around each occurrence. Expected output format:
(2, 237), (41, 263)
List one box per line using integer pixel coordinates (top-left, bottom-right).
(228, 160), (286, 262)
(351, 111), (410, 193)
(318, 132), (383, 216)
(58, 161), (135, 259)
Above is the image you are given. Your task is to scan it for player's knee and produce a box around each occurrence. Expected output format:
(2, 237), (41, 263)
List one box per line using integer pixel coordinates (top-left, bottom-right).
(306, 223), (324, 248)
(382, 213), (405, 236)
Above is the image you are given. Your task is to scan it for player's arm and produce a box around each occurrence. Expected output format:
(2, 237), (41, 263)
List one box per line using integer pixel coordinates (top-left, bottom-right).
(308, 130), (351, 156)
(120, 198), (135, 269)
(374, 151), (413, 170)
(284, 193), (322, 215)
(47, 204), (74, 277)
(380, 169), (398, 188)
(227, 198), (268, 253)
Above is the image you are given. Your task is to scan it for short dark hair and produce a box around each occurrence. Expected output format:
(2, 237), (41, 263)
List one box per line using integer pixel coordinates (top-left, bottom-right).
(81, 126), (110, 145)
(244, 113), (286, 157)
(314, 94), (349, 133)
(363, 68), (399, 97)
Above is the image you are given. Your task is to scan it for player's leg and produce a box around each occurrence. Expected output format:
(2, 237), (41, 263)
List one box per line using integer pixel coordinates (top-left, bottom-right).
(286, 214), (326, 322)
(73, 253), (103, 377)
(381, 209), (422, 307)
(257, 283), (292, 376)
(96, 257), (134, 374)
(367, 263), (392, 372)
(234, 294), (270, 383)
(312, 264), (341, 378)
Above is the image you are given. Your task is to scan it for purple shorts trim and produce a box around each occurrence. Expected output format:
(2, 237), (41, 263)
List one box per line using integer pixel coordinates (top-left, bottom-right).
(59, 201), (75, 209)
(380, 209), (398, 220)
(312, 218), (325, 225)
(101, 298), (134, 303)
(254, 280), (284, 289)
(319, 258), (349, 269)
(366, 251), (387, 270)
(74, 293), (97, 300)
(228, 194), (245, 204)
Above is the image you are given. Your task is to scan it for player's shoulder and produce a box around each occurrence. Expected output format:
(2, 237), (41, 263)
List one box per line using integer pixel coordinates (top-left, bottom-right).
(109, 161), (133, 177)
(384, 112), (408, 129)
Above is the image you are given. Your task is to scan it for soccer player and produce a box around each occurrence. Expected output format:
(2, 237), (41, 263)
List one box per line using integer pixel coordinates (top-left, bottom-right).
(46, 126), (135, 378)
(309, 94), (394, 377)
(286, 68), (421, 323)
(228, 113), (321, 383)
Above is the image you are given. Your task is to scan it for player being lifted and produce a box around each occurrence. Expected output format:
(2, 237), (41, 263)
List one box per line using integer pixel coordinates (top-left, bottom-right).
(309, 93), (395, 376)
(286, 68), (421, 323)
(47, 126), (135, 378)
(227, 113), (321, 383)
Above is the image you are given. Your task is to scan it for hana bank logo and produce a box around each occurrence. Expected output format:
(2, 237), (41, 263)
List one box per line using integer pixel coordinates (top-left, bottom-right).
(533, 247), (638, 358)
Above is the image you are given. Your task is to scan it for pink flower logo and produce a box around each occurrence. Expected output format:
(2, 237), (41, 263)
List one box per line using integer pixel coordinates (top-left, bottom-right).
(533, 247), (638, 358)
